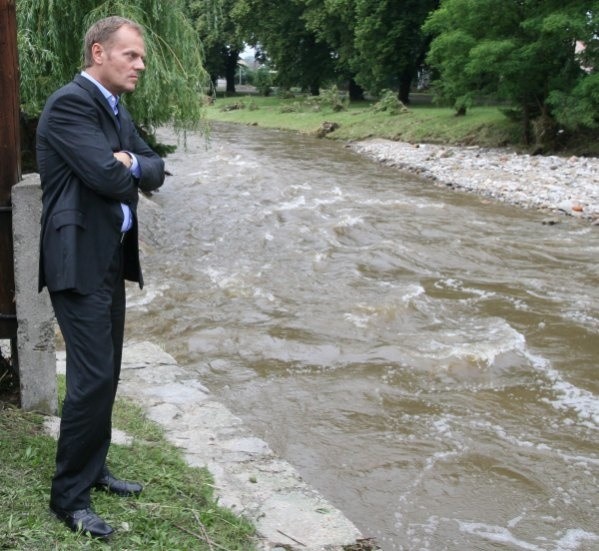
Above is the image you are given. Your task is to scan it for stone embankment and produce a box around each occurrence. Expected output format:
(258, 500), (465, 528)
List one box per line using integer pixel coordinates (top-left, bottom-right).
(350, 139), (599, 223)
(47, 343), (368, 551)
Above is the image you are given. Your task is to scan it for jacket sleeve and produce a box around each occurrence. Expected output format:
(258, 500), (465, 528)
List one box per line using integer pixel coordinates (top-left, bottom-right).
(44, 91), (139, 203)
(127, 124), (166, 193)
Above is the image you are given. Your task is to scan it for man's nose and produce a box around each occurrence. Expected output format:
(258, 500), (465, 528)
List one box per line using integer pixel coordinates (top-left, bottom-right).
(135, 58), (145, 71)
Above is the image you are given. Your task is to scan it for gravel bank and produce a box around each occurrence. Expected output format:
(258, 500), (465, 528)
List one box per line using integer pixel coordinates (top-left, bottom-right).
(350, 138), (599, 223)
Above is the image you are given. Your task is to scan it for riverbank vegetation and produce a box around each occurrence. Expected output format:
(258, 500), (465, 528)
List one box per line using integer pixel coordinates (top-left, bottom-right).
(0, 377), (256, 549)
(12, 1), (597, 163)
(17, 0), (210, 131)
(205, 93), (599, 157)
(199, 0), (597, 153)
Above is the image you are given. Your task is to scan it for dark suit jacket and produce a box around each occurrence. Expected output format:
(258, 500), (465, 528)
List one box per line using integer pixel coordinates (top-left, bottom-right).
(37, 74), (165, 294)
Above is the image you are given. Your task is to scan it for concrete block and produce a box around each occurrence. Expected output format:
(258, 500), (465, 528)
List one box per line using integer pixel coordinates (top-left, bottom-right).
(12, 174), (57, 414)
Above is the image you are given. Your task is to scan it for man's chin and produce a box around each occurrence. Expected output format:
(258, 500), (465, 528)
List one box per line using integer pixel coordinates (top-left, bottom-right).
(119, 84), (137, 94)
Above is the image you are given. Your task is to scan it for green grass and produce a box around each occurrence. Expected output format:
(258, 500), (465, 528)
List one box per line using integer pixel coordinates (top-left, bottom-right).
(206, 94), (522, 149)
(205, 93), (598, 156)
(0, 376), (256, 550)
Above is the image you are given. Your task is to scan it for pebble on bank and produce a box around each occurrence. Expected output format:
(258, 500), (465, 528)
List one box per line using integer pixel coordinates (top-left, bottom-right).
(350, 139), (599, 224)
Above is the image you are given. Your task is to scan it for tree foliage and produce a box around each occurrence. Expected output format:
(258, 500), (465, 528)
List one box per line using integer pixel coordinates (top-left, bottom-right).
(302, 0), (364, 99)
(187, 0), (244, 93)
(424, 0), (599, 141)
(236, 0), (437, 101)
(232, 0), (335, 94)
(352, 0), (439, 103)
(17, 0), (210, 131)
(18, 0), (597, 150)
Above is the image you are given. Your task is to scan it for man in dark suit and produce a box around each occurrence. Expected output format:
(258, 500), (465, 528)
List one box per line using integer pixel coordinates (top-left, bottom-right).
(37, 16), (165, 539)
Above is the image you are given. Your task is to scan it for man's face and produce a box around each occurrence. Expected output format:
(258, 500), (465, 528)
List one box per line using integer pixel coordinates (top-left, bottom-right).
(93, 25), (146, 96)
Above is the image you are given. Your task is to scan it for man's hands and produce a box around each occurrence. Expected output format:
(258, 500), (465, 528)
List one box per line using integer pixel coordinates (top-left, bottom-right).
(113, 151), (133, 169)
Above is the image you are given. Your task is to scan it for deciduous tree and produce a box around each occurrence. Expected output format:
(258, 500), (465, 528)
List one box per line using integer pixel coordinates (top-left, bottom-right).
(187, 0), (244, 94)
(18, 0), (209, 131)
(302, 0), (364, 100)
(352, 0), (439, 103)
(424, 0), (598, 144)
(232, 0), (335, 95)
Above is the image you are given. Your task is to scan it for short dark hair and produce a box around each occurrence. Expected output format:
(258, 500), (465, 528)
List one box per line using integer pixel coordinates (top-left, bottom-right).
(83, 16), (143, 67)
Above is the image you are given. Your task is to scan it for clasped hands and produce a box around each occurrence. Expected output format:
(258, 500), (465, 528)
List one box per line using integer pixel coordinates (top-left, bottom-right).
(113, 151), (133, 169)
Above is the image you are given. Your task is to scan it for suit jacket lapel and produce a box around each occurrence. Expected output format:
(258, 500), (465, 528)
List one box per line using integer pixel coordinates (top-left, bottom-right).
(73, 74), (122, 136)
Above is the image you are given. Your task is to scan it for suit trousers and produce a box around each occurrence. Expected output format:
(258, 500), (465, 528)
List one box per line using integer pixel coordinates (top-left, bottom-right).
(49, 243), (125, 510)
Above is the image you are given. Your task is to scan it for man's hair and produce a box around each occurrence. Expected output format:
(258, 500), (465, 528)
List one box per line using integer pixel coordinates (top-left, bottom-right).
(83, 16), (144, 67)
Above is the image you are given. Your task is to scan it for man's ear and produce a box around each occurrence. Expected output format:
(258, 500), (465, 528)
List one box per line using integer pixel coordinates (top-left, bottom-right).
(91, 43), (104, 65)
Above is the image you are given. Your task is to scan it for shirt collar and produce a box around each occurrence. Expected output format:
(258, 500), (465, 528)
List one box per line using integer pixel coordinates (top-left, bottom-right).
(81, 71), (119, 114)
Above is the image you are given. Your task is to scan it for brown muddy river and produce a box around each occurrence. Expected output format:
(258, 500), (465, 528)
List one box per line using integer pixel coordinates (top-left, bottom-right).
(126, 123), (598, 550)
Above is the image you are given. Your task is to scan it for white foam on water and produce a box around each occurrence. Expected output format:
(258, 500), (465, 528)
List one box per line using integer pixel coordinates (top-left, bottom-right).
(401, 284), (425, 303)
(277, 195), (307, 211)
(458, 522), (542, 550)
(335, 214), (364, 227)
(127, 282), (169, 309)
(410, 315), (598, 429)
(457, 522), (599, 551)
(413, 201), (446, 209)
(543, 372), (599, 429)
(470, 416), (533, 443)
(214, 153), (262, 169)
(343, 313), (370, 329)
(524, 350), (599, 430)
(203, 266), (236, 288)
(506, 295), (531, 311)
(563, 308), (599, 332)
(360, 198), (412, 207)
(434, 277), (497, 300)
(202, 267), (254, 297)
(555, 529), (599, 550)
(313, 196), (344, 207)
(412, 317), (527, 373)
(342, 285), (424, 329)
(468, 417), (599, 468)
(252, 287), (276, 302)
(290, 182), (313, 191)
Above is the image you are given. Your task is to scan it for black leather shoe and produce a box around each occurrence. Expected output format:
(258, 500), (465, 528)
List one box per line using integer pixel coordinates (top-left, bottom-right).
(94, 472), (143, 497)
(50, 505), (114, 539)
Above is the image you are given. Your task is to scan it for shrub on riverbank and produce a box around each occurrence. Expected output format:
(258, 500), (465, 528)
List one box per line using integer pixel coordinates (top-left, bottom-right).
(206, 94), (598, 157)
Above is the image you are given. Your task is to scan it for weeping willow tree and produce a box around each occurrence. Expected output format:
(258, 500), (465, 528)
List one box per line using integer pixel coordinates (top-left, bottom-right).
(17, 0), (211, 133)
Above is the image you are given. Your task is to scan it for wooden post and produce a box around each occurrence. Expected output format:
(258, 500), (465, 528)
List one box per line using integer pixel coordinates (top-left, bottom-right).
(0, 0), (21, 339)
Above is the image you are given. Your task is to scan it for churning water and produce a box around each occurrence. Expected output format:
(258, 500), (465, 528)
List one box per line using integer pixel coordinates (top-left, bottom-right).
(126, 123), (598, 550)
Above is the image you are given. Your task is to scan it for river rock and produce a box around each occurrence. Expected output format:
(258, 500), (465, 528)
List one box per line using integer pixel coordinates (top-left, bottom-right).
(316, 121), (340, 138)
(350, 139), (599, 222)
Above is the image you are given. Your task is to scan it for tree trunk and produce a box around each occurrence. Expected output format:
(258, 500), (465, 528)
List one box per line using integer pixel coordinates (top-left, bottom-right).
(522, 103), (531, 146)
(348, 78), (364, 101)
(0, 0), (20, 339)
(398, 72), (412, 105)
(224, 49), (240, 96)
(310, 81), (320, 96)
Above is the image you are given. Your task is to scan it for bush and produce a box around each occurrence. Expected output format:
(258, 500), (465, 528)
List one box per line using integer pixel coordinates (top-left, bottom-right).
(254, 68), (274, 97)
(319, 85), (349, 112)
(279, 102), (302, 113)
(372, 90), (409, 115)
(277, 88), (296, 99)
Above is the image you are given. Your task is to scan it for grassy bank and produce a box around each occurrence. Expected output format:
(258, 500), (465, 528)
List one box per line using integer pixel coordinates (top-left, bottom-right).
(205, 94), (598, 156)
(0, 376), (256, 550)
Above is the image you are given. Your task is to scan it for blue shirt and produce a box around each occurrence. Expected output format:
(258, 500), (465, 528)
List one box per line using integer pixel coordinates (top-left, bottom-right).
(81, 71), (139, 233)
